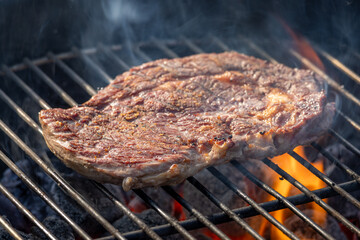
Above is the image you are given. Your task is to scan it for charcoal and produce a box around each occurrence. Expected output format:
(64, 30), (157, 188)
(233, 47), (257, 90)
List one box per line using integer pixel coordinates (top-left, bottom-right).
(184, 160), (268, 215)
(31, 216), (74, 240)
(328, 194), (360, 221)
(48, 185), (87, 229)
(324, 143), (360, 182)
(140, 184), (182, 214)
(0, 216), (32, 240)
(112, 208), (185, 240)
(284, 209), (346, 240)
(0, 230), (33, 240)
(0, 155), (126, 236)
(182, 161), (269, 236)
(49, 175), (124, 235)
(0, 159), (53, 230)
(113, 209), (166, 232)
(0, 195), (27, 231)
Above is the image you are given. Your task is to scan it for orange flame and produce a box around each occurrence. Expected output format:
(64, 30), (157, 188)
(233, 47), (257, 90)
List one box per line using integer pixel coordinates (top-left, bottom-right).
(259, 146), (327, 239)
(278, 18), (325, 71)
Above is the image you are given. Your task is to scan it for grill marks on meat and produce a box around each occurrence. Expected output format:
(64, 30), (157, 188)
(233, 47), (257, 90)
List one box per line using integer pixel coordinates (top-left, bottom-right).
(39, 52), (335, 190)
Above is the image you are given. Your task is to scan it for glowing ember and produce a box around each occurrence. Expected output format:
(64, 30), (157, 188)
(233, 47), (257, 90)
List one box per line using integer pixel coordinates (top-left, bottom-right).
(172, 184), (187, 221)
(203, 228), (251, 240)
(259, 146), (327, 239)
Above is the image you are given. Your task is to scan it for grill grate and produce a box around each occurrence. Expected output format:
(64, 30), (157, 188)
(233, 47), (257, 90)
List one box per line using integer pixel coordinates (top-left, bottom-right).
(0, 36), (359, 240)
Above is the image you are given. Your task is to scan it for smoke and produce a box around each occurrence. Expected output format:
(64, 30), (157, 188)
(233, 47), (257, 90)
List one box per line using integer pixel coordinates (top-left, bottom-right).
(98, 0), (161, 63)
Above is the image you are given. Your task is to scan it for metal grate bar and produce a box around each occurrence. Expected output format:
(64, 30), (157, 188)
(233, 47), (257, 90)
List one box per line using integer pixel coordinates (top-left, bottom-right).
(230, 35), (360, 110)
(0, 150), (92, 240)
(289, 150), (360, 209)
(207, 167), (300, 240)
(289, 49), (360, 108)
(180, 36), (204, 54)
(92, 182), (162, 240)
(101, 44), (236, 239)
(133, 189), (196, 240)
(311, 143), (360, 184)
(353, 51), (360, 60)
(315, 46), (360, 85)
(0, 215), (23, 240)
(72, 47), (113, 84)
(0, 120), (126, 240)
(329, 128), (360, 157)
(113, 42), (259, 238)
(230, 160), (335, 240)
(263, 157), (360, 237)
(238, 35), (279, 64)
(98, 44), (131, 70)
(2, 65), (168, 240)
(2, 38), (360, 239)
(187, 176), (265, 240)
(0, 88), (42, 134)
(232, 37), (360, 123)
(337, 110), (360, 132)
(183, 35), (276, 65)
(134, 45), (152, 62)
(0, 182), (57, 240)
(211, 36), (231, 51)
(227, 34), (360, 221)
(162, 185), (231, 240)
(24, 58), (78, 107)
(98, 179), (359, 240)
(230, 37), (360, 131)
(151, 37), (179, 58)
(210, 35), (281, 67)
(2, 65), (51, 110)
(0, 45), (123, 76)
(47, 52), (97, 96)
(134, 40), (176, 63)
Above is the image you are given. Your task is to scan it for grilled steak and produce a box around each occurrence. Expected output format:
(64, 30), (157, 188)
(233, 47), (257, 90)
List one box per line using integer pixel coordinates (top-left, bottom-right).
(39, 52), (335, 190)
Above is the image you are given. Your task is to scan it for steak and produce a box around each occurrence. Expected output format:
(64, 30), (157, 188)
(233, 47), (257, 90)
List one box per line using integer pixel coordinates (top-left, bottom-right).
(39, 52), (335, 190)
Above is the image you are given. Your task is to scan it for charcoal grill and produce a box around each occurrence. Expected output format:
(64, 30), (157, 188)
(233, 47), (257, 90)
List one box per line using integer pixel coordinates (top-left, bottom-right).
(0, 34), (360, 240)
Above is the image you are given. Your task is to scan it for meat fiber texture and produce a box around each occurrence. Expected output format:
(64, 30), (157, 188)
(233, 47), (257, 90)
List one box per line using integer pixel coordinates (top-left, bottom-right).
(39, 52), (335, 190)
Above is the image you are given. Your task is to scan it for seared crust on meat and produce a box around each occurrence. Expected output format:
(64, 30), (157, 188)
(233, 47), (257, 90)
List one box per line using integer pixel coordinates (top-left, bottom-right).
(39, 52), (335, 190)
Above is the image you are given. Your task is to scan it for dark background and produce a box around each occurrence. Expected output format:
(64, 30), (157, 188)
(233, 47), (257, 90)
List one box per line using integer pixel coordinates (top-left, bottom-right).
(0, 0), (359, 234)
(0, 0), (359, 65)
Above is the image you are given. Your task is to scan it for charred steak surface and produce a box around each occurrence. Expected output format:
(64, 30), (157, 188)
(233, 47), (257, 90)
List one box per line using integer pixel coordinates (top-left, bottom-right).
(39, 52), (335, 190)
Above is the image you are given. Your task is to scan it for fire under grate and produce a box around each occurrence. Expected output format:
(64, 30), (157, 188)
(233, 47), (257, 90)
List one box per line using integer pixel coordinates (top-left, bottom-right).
(0, 36), (359, 240)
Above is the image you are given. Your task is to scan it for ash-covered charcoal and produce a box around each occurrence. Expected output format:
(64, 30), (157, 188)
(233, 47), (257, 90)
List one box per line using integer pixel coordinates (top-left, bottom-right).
(112, 209), (183, 239)
(113, 209), (166, 232)
(328, 194), (360, 227)
(183, 164), (244, 216)
(283, 209), (346, 240)
(140, 185), (182, 214)
(113, 209), (167, 232)
(0, 216), (32, 240)
(323, 143), (360, 182)
(0, 159), (54, 230)
(0, 228), (31, 240)
(31, 216), (74, 240)
(184, 160), (269, 212)
(319, 143), (360, 225)
(183, 161), (267, 236)
(48, 175), (124, 235)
